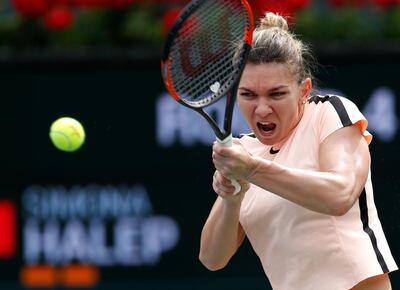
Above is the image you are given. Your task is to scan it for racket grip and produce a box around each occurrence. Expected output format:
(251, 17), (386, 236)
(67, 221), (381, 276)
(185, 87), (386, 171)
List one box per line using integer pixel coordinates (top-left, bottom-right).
(216, 134), (241, 195)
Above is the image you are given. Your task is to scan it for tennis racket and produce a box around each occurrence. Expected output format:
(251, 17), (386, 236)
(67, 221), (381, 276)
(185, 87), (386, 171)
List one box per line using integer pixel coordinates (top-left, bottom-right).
(161, 0), (254, 193)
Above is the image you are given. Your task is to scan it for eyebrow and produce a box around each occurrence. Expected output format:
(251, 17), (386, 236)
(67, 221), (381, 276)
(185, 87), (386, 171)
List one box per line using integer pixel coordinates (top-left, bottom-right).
(238, 85), (289, 93)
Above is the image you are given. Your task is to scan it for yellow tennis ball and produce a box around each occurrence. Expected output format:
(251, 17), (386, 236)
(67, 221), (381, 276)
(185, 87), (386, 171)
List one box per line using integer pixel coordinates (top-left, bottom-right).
(49, 117), (85, 152)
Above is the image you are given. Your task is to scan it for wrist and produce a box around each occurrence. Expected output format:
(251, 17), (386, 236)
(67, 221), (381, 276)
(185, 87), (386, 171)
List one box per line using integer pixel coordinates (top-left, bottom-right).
(220, 193), (244, 209)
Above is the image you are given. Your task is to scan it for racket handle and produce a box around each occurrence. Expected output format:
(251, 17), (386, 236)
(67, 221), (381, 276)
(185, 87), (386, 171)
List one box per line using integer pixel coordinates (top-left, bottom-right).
(216, 134), (241, 195)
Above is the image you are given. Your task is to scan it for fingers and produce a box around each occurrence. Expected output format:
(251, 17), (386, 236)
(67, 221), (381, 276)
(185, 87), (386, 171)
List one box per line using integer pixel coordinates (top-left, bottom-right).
(212, 142), (235, 176)
(212, 138), (252, 181)
(213, 171), (235, 194)
(212, 153), (230, 179)
(213, 171), (250, 198)
(212, 141), (226, 157)
(232, 138), (241, 145)
(213, 137), (241, 154)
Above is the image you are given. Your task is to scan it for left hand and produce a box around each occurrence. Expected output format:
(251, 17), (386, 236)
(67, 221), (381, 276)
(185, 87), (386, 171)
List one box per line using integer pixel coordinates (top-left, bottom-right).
(213, 170), (250, 199)
(212, 138), (257, 180)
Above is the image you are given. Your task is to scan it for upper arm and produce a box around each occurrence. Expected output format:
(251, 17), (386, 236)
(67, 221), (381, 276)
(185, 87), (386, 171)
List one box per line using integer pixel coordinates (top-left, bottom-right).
(319, 125), (370, 204)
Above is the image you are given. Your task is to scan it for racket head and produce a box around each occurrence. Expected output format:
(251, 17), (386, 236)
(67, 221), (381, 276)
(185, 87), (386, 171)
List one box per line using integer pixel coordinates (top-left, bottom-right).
(161, 0), (254, 109)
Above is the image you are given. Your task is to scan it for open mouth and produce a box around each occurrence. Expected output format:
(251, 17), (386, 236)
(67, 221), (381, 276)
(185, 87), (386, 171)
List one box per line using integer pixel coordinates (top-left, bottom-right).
(257, 122), (276, 134)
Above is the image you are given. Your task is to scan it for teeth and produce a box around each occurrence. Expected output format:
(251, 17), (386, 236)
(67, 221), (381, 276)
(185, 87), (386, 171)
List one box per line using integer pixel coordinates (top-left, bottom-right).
(258, 122), (276, 132)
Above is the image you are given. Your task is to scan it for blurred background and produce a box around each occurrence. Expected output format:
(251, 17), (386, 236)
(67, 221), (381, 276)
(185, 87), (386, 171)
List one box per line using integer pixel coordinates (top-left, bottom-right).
(0, 0), (399, 289)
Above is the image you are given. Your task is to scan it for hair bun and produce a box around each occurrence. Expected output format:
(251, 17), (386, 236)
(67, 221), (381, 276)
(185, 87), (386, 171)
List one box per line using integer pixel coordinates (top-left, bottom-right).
(258, 12), (289, 31)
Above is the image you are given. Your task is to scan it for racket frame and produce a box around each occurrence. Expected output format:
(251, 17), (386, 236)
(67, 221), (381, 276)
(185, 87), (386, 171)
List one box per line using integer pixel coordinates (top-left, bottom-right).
(161, 0), (254, 141)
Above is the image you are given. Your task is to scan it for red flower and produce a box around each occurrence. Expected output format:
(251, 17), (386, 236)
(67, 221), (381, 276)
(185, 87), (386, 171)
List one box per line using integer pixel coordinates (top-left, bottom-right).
(71, 0), (90, 8)
(139, 0), (188, 3)
(112, 0), (136, 8)
(13, 0), (50, 17)
(251, 0), (298, 18)
(289, 0), (311, 10)
(53, 0), (72, 6)
(44, 5), (73, 30)
(162, 7), (182, 35)
(70, 0), (134, 8)
(71, 0), (102, 8)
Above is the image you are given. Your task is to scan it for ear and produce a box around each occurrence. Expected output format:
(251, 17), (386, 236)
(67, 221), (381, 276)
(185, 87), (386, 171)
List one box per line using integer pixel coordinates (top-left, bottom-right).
(300, 78), (312, 104)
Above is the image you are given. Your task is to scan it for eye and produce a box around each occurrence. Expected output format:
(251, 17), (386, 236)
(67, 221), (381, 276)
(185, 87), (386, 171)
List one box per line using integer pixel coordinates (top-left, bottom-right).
(270, 91), (286, 98)
(239, 91), (256, 98)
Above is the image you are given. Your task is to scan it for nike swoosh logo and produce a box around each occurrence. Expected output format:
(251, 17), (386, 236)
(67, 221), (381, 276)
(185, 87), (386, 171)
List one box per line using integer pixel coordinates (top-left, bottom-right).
(270, 147), (280, 155)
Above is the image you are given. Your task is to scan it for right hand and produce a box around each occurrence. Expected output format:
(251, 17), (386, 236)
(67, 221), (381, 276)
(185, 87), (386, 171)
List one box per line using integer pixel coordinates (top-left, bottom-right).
(213, 170), (250, 200)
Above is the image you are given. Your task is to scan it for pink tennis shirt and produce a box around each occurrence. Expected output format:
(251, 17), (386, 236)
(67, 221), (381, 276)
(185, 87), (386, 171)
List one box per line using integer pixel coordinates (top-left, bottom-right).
(238, 95), (398, 290)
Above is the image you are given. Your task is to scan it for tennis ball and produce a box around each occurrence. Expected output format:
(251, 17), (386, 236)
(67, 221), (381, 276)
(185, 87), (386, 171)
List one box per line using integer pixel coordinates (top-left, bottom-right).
(49, 117), (85, 152)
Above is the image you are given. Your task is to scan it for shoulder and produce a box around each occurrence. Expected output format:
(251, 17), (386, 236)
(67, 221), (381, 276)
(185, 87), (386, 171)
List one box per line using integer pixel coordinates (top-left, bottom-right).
(308, 95), (361, 125)
(308, 94), (372, 144)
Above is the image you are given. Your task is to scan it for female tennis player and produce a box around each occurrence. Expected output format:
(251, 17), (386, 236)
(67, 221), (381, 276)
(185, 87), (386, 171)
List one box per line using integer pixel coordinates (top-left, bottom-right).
(199, 12), (398, 290)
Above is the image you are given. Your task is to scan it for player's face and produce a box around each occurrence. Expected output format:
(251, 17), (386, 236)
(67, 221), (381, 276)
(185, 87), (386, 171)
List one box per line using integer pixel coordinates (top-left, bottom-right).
(237, 63), (311, 146)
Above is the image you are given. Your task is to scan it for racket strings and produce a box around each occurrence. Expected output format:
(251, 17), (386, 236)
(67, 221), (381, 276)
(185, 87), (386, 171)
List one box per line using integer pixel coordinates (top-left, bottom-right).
(167, 0), (252, 106)
(173, 54), (235, 103)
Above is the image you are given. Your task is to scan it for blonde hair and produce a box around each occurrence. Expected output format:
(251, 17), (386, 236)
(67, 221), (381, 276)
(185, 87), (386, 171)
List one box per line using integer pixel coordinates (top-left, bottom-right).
(248, 12), (316, 83)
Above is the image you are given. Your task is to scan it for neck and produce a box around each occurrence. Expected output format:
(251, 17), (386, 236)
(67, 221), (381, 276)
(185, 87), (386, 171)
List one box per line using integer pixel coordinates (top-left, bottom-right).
(271, 103), (306, 150)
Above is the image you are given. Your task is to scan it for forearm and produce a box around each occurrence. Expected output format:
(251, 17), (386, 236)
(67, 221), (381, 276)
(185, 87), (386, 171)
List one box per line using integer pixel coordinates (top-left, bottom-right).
(247, 157), (358, 215)
(199, 197), (244, 270)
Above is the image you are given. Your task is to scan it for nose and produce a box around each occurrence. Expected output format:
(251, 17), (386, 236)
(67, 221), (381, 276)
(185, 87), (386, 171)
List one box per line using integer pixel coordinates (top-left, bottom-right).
(254, 97), (273, 117)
